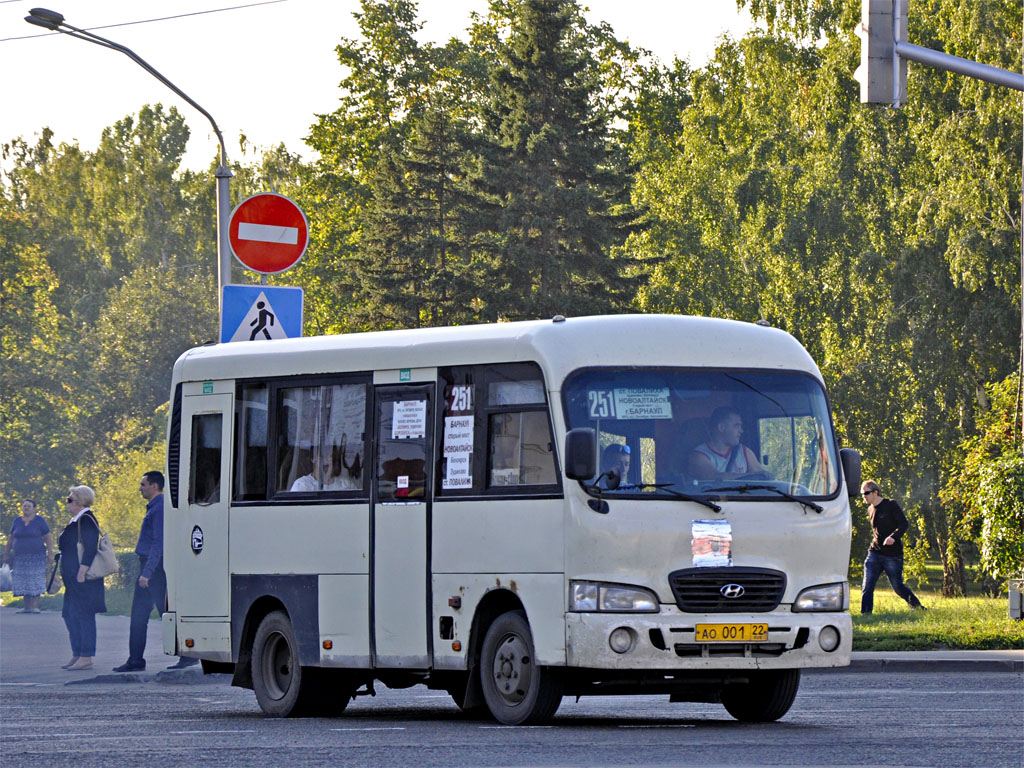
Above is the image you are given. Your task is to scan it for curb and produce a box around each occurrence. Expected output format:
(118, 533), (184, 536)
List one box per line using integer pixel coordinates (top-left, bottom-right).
(64, 669), (231, 686)
(806, 659), (1023, 674)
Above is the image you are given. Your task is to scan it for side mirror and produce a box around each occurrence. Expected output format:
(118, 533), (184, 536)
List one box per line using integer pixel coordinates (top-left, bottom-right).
(840, 448), (862, 496)
(564, 428), (596, 480)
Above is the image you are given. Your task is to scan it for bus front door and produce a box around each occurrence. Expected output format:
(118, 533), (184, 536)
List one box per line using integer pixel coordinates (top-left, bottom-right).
(176, 391), (232, 621)
(371, 385), (434, 669)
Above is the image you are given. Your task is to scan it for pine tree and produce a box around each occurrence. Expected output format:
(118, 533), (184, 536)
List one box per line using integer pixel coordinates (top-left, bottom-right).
(471, 0), (639, 321)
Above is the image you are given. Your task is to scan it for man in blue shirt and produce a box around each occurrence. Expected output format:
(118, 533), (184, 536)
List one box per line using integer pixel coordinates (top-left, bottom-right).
(113, 471), (198, 672)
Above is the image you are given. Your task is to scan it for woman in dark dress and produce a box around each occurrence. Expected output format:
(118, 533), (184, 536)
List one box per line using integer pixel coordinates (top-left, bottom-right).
(57, 485), (106, 671)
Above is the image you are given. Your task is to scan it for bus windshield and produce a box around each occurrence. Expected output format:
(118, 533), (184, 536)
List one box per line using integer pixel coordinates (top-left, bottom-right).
(563, 368), (840, 500)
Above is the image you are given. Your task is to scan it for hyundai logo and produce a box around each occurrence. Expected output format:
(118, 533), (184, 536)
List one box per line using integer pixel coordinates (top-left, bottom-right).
(720, 583), (745, 599)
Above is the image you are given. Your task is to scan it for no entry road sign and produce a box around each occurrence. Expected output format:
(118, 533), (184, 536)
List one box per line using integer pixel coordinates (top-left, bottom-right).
(228, 192), (309, 274)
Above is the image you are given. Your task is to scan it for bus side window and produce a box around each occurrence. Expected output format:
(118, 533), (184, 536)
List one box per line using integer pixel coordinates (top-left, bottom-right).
(488, 410), (556, 487)
(277, 382), (367, 495)
(190, 413), (222, 505)
(486, 377), (556, 488)
(234, 384), (268, 500)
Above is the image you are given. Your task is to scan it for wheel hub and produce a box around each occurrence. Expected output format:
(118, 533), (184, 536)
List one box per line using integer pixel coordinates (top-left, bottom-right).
(491, 633), (532, 704)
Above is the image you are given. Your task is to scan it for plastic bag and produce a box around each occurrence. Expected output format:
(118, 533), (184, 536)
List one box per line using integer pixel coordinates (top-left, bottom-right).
(0, 563), (12, 592)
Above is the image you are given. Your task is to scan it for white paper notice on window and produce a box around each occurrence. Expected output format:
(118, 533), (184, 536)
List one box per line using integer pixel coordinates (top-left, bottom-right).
(692, 519), (732, 567)
(392, 400), (426, 440)
(614, 387), (672, 420)
(443, 415), (473, 489)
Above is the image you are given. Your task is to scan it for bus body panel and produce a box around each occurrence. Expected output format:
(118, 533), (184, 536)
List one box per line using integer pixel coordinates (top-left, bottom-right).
(431, 573), (567, 669)
(432, 499), (564, 574)
(319, 574), (371, 667)
(229, 505), (370, 576)
(564, 493), (852, 606)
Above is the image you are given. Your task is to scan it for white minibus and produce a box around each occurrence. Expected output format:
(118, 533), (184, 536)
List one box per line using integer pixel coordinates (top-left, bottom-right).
(162, 314), (860, 724)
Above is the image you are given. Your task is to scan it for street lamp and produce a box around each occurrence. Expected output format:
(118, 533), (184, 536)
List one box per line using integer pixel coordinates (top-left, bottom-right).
(25, 7), (234, 326)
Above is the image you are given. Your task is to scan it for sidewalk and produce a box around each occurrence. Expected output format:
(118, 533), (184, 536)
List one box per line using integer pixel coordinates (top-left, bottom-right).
(0, 605), (205, 686)
(1, 605), (1021, 687)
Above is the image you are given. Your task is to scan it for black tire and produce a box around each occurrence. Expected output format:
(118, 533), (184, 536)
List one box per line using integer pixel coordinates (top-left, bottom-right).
(251, 610), (350, 717)
(480, 610), (561, 725)
(721, 669), (801, 722)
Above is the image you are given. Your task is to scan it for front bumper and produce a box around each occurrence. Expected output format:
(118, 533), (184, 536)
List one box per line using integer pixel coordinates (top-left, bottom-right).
(566, 605), (852, 670)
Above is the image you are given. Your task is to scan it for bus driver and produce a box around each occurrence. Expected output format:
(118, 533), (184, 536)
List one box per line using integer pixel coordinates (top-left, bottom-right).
(688, 407), (770, 482)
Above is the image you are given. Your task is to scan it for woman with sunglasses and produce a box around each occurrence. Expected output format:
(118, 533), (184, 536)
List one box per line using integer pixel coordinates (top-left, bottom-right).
(859, 481), (925, 614)
(57, 486), (107, 670)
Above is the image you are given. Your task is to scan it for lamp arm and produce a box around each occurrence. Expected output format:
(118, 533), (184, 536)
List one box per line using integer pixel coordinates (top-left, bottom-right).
(55, 22), (228, 167)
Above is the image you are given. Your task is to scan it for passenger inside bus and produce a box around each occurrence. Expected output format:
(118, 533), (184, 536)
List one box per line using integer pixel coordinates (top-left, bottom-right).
(324, 437), (360, 490)
(598, 443), (636, 490)
(288, 449), (323, 492)
(687, 406), (771, 482)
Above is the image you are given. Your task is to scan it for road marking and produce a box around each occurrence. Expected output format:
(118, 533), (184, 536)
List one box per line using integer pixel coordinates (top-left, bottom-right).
(238, 222), (298, 245)
(330, 727), (406, 732)
(478, 725), (554, 729)
(170, 730), (257, 735)
(619, 724), (697, 728)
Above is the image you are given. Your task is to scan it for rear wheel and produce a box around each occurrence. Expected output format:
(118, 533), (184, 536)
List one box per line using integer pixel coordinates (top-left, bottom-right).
(252, 611), (350, 717)
(721, 669), (800, 722)
(480, 610), (561, 725)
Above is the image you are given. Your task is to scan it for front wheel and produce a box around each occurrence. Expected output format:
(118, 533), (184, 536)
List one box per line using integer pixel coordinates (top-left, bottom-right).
(480, 610), (561, 725)
(721, 669), (800, 722)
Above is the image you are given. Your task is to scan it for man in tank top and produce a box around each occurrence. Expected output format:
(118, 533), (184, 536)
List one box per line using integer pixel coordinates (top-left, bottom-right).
(688, 407), (770, 482)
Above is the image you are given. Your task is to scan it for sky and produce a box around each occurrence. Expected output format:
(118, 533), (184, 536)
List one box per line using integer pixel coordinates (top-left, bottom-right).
(0, 1), (754, 172)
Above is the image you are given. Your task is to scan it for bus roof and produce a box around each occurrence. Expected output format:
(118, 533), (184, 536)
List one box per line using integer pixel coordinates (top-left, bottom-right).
(173, 314), (821, 387)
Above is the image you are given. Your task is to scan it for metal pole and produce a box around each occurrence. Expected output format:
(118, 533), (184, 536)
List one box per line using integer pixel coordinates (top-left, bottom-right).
(216, 167), (233, 320)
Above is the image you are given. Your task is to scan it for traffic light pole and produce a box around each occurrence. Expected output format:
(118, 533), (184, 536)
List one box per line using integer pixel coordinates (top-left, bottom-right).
(893, 40), (1024, 93)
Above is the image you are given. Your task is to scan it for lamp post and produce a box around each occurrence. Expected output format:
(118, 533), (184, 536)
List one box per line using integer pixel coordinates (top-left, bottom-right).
(25, 7), (234, 326)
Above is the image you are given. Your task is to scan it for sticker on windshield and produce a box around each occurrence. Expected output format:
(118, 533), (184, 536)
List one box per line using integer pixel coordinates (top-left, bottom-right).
(588, 388), (672, 420)
(692, 520), (732, 567)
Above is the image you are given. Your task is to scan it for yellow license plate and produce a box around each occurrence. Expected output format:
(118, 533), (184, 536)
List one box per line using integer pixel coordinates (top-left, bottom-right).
(694, 623), (769, 643)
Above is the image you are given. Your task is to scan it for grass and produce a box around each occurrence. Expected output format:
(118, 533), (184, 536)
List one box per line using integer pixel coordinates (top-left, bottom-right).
(850, 586), (1024, 651)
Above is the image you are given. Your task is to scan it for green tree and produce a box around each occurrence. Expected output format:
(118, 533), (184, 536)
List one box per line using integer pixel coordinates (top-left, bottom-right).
(942, 374), (1024, 585)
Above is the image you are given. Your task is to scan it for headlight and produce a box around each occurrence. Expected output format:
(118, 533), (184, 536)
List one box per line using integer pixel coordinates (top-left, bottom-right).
(570, 581), (659, 612)
(793, 582), (847, 612)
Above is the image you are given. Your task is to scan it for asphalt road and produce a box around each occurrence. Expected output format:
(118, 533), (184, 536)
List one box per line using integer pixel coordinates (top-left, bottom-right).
(2, 607), (1021, 767)
(2, 670), (1021, 767)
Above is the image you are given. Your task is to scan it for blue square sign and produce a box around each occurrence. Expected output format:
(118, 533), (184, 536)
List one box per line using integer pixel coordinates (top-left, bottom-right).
(221, 285), (304, 343)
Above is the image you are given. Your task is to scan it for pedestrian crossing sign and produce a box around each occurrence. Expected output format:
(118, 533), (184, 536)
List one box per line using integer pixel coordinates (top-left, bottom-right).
(221, 285), (304, 343)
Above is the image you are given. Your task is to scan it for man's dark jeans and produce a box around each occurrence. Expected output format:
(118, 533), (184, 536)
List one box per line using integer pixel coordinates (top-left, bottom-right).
(127, 557), (166, 666)
(861, 549), (922, 613)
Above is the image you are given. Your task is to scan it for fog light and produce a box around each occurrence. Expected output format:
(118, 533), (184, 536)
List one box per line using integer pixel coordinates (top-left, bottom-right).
(609, 627), (633, 654)
(818, 625), (840, 652)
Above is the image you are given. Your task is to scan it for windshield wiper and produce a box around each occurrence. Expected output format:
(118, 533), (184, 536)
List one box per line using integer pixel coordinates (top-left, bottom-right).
(632, 483), (722, 513)
(701, 484), (823, 514)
